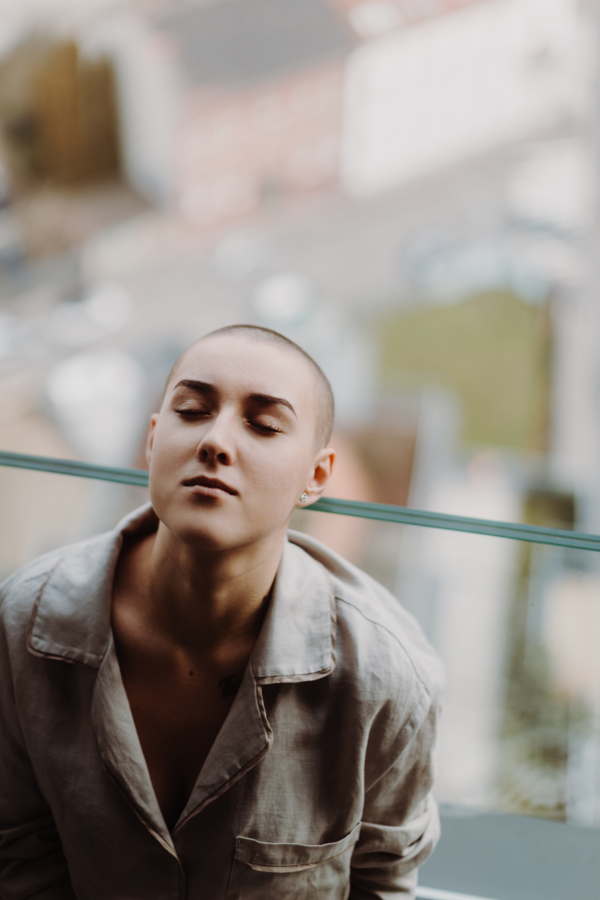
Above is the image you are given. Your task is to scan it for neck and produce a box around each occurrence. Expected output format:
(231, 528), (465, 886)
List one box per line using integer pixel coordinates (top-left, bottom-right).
(130, 522), (286, 653)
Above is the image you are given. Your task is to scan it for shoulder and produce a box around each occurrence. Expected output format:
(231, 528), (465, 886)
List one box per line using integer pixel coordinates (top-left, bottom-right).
(0, 545), (67, 626)
(287, 530), (444, 706)
(0, 533), (110, 637)
(0, 503), (155, 644)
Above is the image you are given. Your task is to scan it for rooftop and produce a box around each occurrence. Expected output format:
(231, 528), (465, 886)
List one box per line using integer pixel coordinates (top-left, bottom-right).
(157, 0), (353, 88)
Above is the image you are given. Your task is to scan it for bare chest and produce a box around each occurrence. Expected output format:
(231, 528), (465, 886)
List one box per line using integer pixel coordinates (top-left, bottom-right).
(117, 651), (244, 830)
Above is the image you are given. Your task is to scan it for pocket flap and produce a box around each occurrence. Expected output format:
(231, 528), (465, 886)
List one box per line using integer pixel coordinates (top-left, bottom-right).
(235, 822), (361, 873)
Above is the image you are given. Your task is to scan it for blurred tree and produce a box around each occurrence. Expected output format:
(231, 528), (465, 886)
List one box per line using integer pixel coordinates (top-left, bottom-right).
(0, 38), (120, 187)
(379, 291), (551, 452)
(499, 489), (590, 822)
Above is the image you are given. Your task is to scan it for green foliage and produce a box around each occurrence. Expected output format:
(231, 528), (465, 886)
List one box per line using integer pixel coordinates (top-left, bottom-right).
(379, 291), (550, 451)
(498, 488), (590, 821)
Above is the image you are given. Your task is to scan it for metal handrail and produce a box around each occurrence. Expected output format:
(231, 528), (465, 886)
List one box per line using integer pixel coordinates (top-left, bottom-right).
(0, 449), (598, 552)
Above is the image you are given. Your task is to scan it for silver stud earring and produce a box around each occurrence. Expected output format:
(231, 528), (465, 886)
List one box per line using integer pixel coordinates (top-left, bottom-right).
(300, 492), (308, 503)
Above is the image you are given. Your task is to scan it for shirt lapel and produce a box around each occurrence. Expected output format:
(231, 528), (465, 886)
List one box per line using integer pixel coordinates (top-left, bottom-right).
(172, 536), (337, 832)
(25, 506), (337, 844)
(26, 504), (174, 849)
(91, 633), (175, 852)
(172, 658), (273, 833)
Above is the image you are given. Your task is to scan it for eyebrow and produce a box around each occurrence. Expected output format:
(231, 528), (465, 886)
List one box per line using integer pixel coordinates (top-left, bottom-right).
(173, 380), (297, 418)
(174, 379), (217, 396)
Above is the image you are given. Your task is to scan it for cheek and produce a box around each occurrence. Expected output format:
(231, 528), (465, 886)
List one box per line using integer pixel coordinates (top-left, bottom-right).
(151, 420), (196, 463)
(244, 445), (308, 501)
(148, 425), (192, 495)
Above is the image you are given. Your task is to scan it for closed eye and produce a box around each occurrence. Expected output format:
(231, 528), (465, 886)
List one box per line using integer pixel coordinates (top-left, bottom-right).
(250, 420), (283, 434)
(174, 408), (211, 418)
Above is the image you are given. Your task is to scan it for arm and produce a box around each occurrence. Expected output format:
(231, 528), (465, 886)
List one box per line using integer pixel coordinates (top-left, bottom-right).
(0, 818), (77, 900)
(0, 599), (76, 900)
(350, 688), (441, 899)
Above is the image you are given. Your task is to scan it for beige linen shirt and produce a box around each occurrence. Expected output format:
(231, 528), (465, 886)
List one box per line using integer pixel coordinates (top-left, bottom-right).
(0, 503), (443, 900)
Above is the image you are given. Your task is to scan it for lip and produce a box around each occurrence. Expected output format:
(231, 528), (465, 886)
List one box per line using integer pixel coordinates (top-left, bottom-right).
(182, 475), (238, 496)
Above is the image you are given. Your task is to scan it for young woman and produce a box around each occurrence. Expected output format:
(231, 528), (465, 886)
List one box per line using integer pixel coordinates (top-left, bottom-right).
(0, 325), (443, 899)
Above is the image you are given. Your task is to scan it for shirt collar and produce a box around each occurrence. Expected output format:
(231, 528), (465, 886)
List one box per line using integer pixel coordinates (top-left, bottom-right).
(251, 533), (336, 683)
(26, 503), (157, 667)
(27, 503), (336, 682)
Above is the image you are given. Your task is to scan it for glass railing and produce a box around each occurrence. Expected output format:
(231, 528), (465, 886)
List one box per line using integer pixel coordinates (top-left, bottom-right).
(1, 449), (598, 549)
(1, 450), (598, 900)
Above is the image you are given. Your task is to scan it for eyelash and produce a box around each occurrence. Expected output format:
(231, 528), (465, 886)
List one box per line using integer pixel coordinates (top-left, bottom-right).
(253, 422), (282, 435)
(173, 409), (282, 434)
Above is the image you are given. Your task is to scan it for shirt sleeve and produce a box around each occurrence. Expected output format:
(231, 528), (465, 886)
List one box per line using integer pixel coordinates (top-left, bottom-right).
(0, 595), (76, 900)
(349, 683), (442, 899)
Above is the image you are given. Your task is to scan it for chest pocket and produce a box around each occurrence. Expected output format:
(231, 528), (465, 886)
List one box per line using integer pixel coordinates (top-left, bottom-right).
(226, 823), (361, 900)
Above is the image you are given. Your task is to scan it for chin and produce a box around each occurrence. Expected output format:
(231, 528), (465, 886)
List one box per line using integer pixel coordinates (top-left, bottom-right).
(157, 506), (262, 553)
(168, 512), (239, 551)
(152, 488), (293, 552)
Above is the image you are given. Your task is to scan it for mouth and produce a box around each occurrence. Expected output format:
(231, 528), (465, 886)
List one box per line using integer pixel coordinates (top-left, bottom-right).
(182, 475), (238, 496)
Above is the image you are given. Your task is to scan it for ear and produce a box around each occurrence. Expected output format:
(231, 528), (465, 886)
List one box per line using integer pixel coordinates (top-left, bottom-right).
(298, 447), (335, 507)
(146, 413), (159, 468)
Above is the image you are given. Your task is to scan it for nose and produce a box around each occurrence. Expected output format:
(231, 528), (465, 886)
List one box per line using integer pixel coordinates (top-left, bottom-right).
(196, 410), (235, 466)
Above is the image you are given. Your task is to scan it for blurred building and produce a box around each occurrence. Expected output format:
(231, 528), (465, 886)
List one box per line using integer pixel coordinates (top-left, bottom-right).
(110, 0), (497, 227)
(331, 0), (485, 40)
(112, 0), (353, 226)
(341, 0), (590, 195)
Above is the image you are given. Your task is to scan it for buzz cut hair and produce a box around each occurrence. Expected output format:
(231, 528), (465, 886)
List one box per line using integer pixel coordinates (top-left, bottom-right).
(165, 324), (335, 449)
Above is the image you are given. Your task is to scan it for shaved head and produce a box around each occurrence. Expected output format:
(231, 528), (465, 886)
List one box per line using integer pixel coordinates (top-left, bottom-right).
(166, 325), (335, 449)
